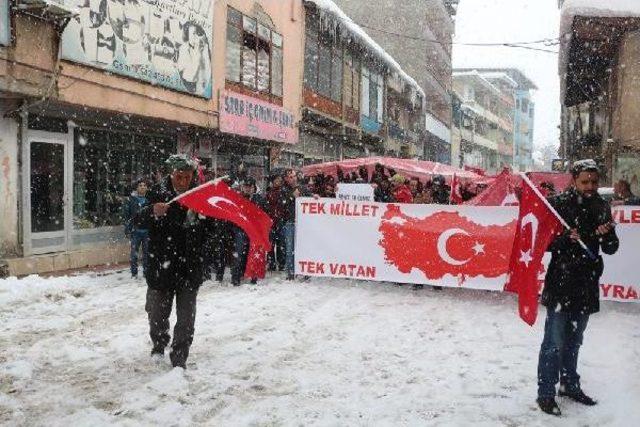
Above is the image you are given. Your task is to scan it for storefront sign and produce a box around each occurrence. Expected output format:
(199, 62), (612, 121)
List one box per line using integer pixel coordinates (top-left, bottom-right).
(61, 0), (213, 98)
(295, 200), (640, 304)
(220, 91), (298, 144)
(0, 0), (9, 46)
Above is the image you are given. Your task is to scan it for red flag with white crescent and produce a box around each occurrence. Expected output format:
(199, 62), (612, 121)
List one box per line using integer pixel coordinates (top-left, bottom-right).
(176, 181), (273, 279)
(504, 179), (564, 325)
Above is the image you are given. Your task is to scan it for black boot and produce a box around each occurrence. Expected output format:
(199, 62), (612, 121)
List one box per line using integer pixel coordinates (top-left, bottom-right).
(559, 389), (597, 406)
(537, 397), (561, 416)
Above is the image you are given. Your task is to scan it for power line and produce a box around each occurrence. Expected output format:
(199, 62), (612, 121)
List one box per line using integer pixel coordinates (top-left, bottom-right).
(355, 22), (559, 51)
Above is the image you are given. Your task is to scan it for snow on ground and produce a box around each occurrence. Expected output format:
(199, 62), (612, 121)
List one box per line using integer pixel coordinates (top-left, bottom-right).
(0, 271), (638, 426)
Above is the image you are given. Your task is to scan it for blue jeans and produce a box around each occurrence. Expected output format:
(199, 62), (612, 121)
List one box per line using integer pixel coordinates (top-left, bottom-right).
(537, 306), (590, 398)
(283, 222), (296, 275)
(130, 230), (149, 277)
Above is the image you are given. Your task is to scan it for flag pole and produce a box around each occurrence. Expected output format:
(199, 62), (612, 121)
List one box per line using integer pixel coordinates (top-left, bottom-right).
(519, 173), (596, 260)
(450, 173), (455, 204)
(167, 176), (229, 205)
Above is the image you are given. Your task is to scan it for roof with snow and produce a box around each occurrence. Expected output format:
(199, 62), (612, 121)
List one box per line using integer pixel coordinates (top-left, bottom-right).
(454, 68), (538, 90)
(303, 0), (425, 100)
(559, 0), (640, 100)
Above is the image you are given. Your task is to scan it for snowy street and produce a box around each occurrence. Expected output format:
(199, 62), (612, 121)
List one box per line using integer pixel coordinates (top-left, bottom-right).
(1, 271), (638, 426)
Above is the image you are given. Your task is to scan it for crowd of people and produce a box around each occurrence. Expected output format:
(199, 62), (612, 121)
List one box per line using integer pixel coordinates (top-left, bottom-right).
(121, 154), (623, 421)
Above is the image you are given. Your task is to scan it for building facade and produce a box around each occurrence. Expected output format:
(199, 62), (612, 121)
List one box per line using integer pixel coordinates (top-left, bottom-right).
(452, 70), (515, 174)
(559, 0), (640, 191)
(0, 0), (305, 275)
(330, 0), (457, 163)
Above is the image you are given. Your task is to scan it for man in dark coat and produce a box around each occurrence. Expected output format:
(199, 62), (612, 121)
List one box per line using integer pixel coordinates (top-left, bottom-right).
(231, 176), (267, 286)
(135, 154), (215, 369)
(536, 159), (619, 416)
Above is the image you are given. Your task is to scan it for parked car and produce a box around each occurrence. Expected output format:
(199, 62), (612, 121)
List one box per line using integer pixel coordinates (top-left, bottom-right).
(598, 187), (615, 202)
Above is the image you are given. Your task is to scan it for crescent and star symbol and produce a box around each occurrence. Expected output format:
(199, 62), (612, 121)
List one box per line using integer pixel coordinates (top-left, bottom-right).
(437, 228), (486, 266)
(519, 213), (539, 267)
(207, 196), (249, 221)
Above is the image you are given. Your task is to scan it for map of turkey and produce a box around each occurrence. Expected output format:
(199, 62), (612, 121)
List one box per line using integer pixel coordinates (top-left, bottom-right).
(378, 205), (517, 281)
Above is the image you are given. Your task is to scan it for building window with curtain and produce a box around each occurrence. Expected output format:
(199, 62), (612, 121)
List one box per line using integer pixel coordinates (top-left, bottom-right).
(343, 52), (360, 111)
(225, 7), (283, 97)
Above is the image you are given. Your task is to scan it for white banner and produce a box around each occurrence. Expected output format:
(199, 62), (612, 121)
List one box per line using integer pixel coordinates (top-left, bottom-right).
(295, 199), (639, 303)
(336, 183), (375, 202)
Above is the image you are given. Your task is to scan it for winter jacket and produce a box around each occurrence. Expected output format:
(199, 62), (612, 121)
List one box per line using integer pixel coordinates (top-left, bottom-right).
(541, 188), (619, 315)
(392, 185), (413, 204)
(135, 176), (216, 291)
(279, 183), (310, 223)
(266, 186), (286, 224)
(123, 193), (149, 235)
(431, 188), (450, 205)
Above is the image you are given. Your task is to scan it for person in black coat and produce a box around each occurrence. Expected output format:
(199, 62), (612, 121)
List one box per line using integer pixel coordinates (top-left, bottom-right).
(536, 159), (619, 416)
(231, 176), (267, 286)
(135, 154), (215, 369)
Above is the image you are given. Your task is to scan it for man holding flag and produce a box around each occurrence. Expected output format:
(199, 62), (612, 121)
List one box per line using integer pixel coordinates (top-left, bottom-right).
(507, 159), (619, 415)
(136, 154), (272, 369)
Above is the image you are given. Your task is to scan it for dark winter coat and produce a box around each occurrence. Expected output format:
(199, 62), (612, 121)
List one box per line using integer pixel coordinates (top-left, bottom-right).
(541, 188), (619, 315)
(279, 183), (300, 223)
(123, 193), (149, 235)
(431, 187), (450, 205)
(135, 176), (216, 291)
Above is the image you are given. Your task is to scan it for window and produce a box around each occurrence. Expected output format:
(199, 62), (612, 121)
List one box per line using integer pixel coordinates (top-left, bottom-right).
(73, 129), (174, 229)
(361, 68), (383, 123)
(226, 8), (242, 83)
(521, 98), (529, 113)
(303, 11), (343, 103)
(225, 7), (283, 96)
(343, 52), (359, 110)
(361, 67), (370, 117)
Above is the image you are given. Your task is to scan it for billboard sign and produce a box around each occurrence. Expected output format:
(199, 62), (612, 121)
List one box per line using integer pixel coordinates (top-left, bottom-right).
(61, 0), (213, 98)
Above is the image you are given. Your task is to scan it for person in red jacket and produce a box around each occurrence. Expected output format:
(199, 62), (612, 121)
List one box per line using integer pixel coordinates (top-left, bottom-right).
(390, 174), (413, 203)
(266, 174), (286, 271)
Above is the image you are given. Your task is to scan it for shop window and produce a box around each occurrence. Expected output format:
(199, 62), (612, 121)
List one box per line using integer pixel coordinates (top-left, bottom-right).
(73, 129), (174, 229)
(225, 7), (282, 96)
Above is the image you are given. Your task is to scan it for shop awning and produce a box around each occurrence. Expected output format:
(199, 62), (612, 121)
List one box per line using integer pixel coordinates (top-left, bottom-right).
(301, 156), (482, 183)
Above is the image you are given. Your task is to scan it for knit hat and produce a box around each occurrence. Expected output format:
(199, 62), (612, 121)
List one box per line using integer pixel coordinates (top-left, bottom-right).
(390, 174), (406, 184)
(571, 159), (599, 177)
(165, 154), (198, 171)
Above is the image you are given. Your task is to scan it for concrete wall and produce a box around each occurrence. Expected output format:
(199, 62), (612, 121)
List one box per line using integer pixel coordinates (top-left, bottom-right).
(0, 115), (19, 257)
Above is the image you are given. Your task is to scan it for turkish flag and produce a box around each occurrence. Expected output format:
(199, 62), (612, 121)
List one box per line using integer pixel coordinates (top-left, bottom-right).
(504, 180), (564, 325)
(450, 174), (464, 205)
(465, 170), (522, 206)
(176, 181), (273, 279)
(379, 206), (517, 281)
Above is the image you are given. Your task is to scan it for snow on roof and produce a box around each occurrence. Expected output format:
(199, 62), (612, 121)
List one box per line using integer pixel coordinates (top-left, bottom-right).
(453, 70), (507, 99)
(477, 72), (519, 89)
(304, 0), (425, 99)
(559, 0), (640, 98)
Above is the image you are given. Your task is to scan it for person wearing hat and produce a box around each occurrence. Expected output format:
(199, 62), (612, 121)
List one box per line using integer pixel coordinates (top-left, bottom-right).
(389, 174), (413, 204)
(230, 176), (267, 286)
(135, 154), (215, 369)
(536, 159), (619, 416)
